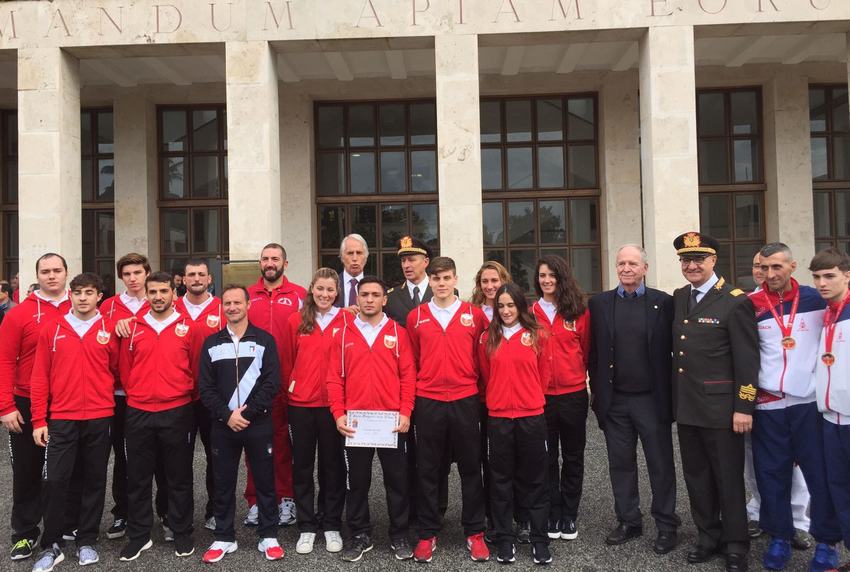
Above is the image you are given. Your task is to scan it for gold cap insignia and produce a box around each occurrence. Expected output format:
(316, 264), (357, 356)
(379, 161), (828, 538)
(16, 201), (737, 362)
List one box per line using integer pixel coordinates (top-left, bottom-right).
(683, 232), (700, 248)
(400, 236), (413, 249)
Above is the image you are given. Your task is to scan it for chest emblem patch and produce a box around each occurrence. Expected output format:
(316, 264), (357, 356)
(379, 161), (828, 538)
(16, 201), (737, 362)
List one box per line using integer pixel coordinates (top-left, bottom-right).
(383, 335), (397, 349)
(521, 332), (533, 346)
(175, 323), (190, 337)
(460, 313), (473, 327)
(206, 314), (220, 328)
(563, 320), (576, 331)
(96, 330), (111, 345)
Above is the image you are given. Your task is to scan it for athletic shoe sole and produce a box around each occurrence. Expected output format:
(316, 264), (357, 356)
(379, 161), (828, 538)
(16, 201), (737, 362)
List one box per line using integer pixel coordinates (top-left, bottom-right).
(546, 532), (560, 540)
(106, 530), (126, 540)
(203, 544), (237, 563)
(560, 532), (578, 540)
(119, 539), (153, 562)
(343, 545), (373, 563)
(175, 546), (195, 557)
(34, 551), (64, 572)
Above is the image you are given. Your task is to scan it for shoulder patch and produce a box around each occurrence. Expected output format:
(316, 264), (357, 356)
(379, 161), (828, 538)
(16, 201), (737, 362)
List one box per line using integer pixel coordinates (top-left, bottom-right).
(387, 287), (395, 294)
(730, 288), (744, 297)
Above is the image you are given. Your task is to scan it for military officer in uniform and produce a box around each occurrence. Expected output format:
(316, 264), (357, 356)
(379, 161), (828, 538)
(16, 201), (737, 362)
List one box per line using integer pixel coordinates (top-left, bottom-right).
(671, 231), (759, 572)
(385, 236), (432, 328)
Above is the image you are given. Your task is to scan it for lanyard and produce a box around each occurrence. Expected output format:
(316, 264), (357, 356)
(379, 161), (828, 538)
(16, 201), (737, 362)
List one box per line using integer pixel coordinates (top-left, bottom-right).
(822, 291), (850, 366)
(764, 289), (799, 349)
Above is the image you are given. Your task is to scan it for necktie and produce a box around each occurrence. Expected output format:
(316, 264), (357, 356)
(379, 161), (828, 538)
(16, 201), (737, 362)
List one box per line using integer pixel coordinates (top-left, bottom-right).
(689, 288), (700, 312)
(412, 286), (421, 306)
(348, 278), (358, 307)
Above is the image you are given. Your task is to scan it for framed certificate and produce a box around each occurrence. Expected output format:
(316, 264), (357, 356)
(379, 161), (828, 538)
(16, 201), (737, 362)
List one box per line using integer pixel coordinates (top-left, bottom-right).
(345, 410), (399, 449)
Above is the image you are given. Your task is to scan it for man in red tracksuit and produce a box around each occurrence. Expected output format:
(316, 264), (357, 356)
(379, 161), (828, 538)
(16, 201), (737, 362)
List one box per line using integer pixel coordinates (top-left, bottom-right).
(29, 272), (120, 570)
(0, 253), (71, 562)
(118, 272), (203, 562)
(243, 243), (306, 527)
(327, 277), (416, 563)
(407, 257), (489, 563)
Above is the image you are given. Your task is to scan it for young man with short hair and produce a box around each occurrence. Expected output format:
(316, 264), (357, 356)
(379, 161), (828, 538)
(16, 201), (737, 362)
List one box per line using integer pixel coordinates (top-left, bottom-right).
(28, 273), (120, 571)
(406, 257), (489, 563)
(0, 253), (71, 561)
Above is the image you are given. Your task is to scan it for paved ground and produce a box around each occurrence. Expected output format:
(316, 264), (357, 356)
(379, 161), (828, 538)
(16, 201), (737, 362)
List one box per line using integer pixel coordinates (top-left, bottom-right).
(1, 421), (846, 571)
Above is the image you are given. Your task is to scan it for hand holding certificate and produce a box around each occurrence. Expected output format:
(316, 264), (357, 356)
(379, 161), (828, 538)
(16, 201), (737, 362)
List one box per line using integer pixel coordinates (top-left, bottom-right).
(340, 410), (403, 448)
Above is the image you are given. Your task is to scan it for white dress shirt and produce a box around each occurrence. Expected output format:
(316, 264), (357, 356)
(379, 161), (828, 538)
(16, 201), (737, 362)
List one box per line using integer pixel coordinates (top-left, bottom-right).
(144, 309), (182, 334)
(181, 293), (215, 321)
(691, 273), (720, 305)
(342, 271), (365, 307)
(536, 298), (557, 324)
(406, 276), (429, 300)
(64, 311), (101, 338)
(502, 323), (522, 340)
(354, 313), (389, 347)
(35, 289), (70, 308)
(429, 297), (461, 331)
(120, 291), (146, 315)
(316, 306), (341, 331)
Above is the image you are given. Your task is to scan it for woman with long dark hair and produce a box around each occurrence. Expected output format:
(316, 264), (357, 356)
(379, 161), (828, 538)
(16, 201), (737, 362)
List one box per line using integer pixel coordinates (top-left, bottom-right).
(478, 283), (552, 565)
(284, 268), (347, 555)
(532, 255), (591, 542)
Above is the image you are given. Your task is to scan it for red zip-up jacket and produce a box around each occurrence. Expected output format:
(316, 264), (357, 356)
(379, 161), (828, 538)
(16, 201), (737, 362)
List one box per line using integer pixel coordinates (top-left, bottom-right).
(532, 302), (591, 395)
(30, 315), (120, 429)
(174, 295), (223, 338)
(326, 314), (416, 421)
(407, 301), (487, 402)
(478, 327), (551, 418)
(284, 310), (347, 407)
(0, 292), (72, 415)
(101, 294), (149, 392)
(122, 313), (203, 412)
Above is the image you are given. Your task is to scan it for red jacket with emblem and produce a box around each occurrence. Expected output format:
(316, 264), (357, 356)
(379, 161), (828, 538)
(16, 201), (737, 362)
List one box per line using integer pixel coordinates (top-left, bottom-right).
(101, 294), (149, 391)
(122, 313), (203, 412)
(478, 327), (550, 418)
(532, 303), (590, 395)
(0, 293), (72, 415)
(326, 315), (416, 420)
(174, 295), (223, 338)
(30, 316), (120, 428)
(407, 301), (487, 402)
(284, 310), (347, 407)
(248, 277), (306, 389)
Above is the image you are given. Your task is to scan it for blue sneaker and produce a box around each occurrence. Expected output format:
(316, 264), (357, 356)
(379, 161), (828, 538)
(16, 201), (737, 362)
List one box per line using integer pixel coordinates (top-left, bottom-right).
(763, 538), (791, 571)
(809, 543), (839, 572)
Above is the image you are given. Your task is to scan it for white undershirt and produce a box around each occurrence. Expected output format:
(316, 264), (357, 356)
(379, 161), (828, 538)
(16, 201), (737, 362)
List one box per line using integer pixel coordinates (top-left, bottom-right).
(143, 309), (182, 334)
(429, 297), (461, 331)
(354, 313), (389, 347)
(35, 289), (69, 308)
(481, 304), (494, 321)
(502, 323), (522, 340)
(181, 294), (214, 321)
(316, 306), (341, 331)
(64, 311), (101, 339)
(120, 291), (145, 315)
(537, 298), (557, 324)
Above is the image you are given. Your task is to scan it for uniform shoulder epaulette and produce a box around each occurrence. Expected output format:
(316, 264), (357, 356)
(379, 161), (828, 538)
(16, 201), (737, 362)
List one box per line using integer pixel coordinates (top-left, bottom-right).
(387, 287), (395, 293)
(730, 288), (744, 297)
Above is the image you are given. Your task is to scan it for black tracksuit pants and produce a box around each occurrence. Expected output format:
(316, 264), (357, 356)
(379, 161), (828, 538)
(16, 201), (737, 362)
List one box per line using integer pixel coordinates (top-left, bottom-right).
(110, 394), (128, 520)
(288, 405), (345, 533)
(125, 404), (195, 542)
(488, 414), (549, 545)
(41, 418), (112, 548)
(407, 410), (449, 523)
(544, 390), (588, 522)
(415, 395), (485, 539)
(8, 396), (45, 543)
(210, 416), (277, 541)
(344, 433), (409, 540)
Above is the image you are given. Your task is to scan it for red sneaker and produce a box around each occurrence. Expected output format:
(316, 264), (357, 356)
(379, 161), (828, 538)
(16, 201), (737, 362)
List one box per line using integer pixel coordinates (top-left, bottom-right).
(413, 537), (437, 563)
(467, 532), (490, 562)
(257, 538), (284, 561)
(202, 541), (237, 563)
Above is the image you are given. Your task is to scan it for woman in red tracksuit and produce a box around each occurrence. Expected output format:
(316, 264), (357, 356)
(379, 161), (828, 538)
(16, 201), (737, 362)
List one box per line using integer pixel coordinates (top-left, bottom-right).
(284, 268), (347, 555)
(531, 255), (590, 542)
(478, 282), (552, 566)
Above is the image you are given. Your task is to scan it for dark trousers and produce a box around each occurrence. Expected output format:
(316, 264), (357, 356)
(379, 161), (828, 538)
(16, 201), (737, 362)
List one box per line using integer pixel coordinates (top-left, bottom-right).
(194, 400), (215, 519)
(415, 395), (485, 539)
(753, 402), (841, 543)
(603, 391), (679, 531)
(288, 405), (346, 533)
(544, 390), (588, 521)
(41, 418), (112, 548)
(407, 410), (449, 523)
(8, 396), (44, 543)
(678, 423), (748, 554)
(110, 394), (128, 520)
(822, 420), (850, 549)
(210, 416), (277, 541)
(344, 433), (409, 540)
(488, 415), (549, 545)
(125, 404), (195, 542)
(480, 402), (492, 524)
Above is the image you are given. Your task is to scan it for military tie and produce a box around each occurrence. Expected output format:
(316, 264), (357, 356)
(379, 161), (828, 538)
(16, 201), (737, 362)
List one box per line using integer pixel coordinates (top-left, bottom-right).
(688, 288), (700, 312)
(412, 286), (421, 306)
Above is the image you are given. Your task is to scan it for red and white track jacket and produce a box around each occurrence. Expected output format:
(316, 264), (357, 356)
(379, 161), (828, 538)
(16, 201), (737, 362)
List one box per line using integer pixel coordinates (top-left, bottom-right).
(284, 309), (347, 407)
(815, 292), (850, 426)
(478, 327), (550, 418)
(531, 302), (590, 396)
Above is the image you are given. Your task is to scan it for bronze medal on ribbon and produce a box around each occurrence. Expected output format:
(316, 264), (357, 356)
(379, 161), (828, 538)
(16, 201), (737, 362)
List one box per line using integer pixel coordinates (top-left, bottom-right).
(781, 336), (796, 350)
(822, 352), (836, 367)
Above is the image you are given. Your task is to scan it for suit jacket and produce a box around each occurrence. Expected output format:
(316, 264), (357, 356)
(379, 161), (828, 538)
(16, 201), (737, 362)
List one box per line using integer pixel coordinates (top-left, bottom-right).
(334, 274), (361, 308)
(671, 277), (760, 429)
(385, 283), (432, 328)
(587, 286), (674, 430)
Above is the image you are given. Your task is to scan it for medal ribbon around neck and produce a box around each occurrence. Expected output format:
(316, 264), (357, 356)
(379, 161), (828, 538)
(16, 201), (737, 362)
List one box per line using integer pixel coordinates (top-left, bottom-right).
(765, 289), (799, 350)
(822, 291), (850, 367)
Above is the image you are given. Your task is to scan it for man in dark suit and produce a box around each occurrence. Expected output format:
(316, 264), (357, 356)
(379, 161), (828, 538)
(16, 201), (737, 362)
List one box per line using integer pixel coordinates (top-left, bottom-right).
(385, 236), (432, 328)
(588, 244), (679, 554)
(335, 234), (368, 309)
(671, 232), (759, 572)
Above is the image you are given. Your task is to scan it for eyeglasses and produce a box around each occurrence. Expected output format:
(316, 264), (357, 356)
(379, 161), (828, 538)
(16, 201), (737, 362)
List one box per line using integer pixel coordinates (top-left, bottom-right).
(679, 257), (708, 267)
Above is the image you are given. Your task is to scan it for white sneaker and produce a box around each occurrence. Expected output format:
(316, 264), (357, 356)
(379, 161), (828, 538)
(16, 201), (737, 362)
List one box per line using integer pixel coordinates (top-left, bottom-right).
(77, 545), (99, 566)
(257, 538), (284, 561)
(243, 504), (258, 526)
(204, 516), (216, 531)
(324, 530), (343, 553)
(296, 532), (315, 554)
(202, 541), (237, 563)
(278, 498), (296, 526)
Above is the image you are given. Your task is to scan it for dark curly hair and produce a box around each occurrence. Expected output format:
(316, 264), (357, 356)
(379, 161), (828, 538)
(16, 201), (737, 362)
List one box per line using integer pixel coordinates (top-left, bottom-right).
(534, 255), (586, 320)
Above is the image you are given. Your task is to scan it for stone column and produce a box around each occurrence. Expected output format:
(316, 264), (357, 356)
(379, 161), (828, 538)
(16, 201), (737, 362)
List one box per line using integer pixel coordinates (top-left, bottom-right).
(435, 34), (483, 298)
(600, 72), (642, 288)
(114, 94), (159, 269)
(763, 72), (815, 280)
(17, 48), (81, 287)
(638, 26), (700, 293)
(225, 40), (281, 261)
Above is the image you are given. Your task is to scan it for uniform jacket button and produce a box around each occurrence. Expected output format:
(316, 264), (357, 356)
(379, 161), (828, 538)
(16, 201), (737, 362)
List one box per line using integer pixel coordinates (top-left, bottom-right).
(678, 368), (684, 373)
(680, 335), (686, 340)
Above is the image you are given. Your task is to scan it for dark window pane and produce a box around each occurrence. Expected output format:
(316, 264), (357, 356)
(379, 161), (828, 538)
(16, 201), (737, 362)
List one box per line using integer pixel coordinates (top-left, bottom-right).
(317, 153), (345, 196)
(507, 147), (532, 189)
(730, 91), (758, 135)
(97, 159), (115, 201)
(699, 194), (732, 240)
(81, 158), (93, 201)
(811, 137), (828, 180)
(483, 202), (504, 247)
(698, 92), (725, 136)
(96, 259), (115, 297)
(571, 247), (601, 292)
(480, 101), (502, 144)
(348, 105), (375, 147)
(567, 97), (595, 141)
(161, 210), (189, 254)
(832, 88), (849, 133)
(222, 110), (227, 151)
(485, 249), (506, 266)
(81, 111), (93, 155)
(813, 192), (832, 238)
(509, 249), (536, 293)
(350, 152), (376, 194)
(810, 88), (827, 133)
(319, 205), (345, 250)
(3, 212), (17, 258)
(507, 201), (535, 245)
(539, 200), (565, 244)
(320, 253), (341, 273)
(5, 113), (16, 156)
(382, 252), (404, 288)
(567, 144), (597, 188)
(815, 240), (832, 253)
(537, 98), (563, 141)
(352, 205), (377, 247)
(81, 210), (95, 269)
(410, 103), (436, 145)
(714, 242), (733, 283)
(482, 148), (502, 190)
(411, 203), (439, 249)
(734, 243), (760, 291)
(381, 204), (407, 248)
(4, 160), (17, 204)
(410, 150), (436, 193)
(97, 211), (115, 256)
(506, 100), (532, 143)
(379, 103), (405, 146)
(734, 194), (762, 239)
(192, 156), (220, 198)
(833, 135), (850, 180)
(538, 147), (564, 189)
(836, 191), (850, 236)
(162, 110), (187, 152)
(318, 106), (344, 148)
(380, 151), (405, 194)
(192, 110), (219, 152)
(162, 157), (185, 199)
(192, 208), (220, 253)
(570, 198), (599, 243)
(97, 111), (114, 154)
(733, 139), (759, 183)
(698, 139), (729, 185)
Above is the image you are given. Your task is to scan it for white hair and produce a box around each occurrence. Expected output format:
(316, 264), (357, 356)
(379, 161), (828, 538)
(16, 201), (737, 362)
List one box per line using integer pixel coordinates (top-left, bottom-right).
(339, 234), (369, 258)
(617, 243), (648, 264)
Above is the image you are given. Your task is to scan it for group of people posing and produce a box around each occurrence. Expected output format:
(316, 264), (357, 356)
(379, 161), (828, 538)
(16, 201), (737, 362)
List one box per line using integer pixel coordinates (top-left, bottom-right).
(0, 230), (849, 572)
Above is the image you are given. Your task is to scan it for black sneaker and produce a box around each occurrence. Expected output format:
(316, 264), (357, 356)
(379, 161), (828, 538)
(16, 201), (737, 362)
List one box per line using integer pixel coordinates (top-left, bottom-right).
(547, 519), (561, 540)
(10, 538), (35, 561)
(119, 538), (153, 562)
(496, 541), (516, 564)
(107, 518), (127, 539)
(532, 542), (552, 565)
(516, 521), (531, 544)
(31, 543), (64, 572)
(174, 535), (194, 557)
(341, 534), (373, 563)
(61, 529), (77, 541)
(560, 519), (577, 541)
(390, 537), (413, 561)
